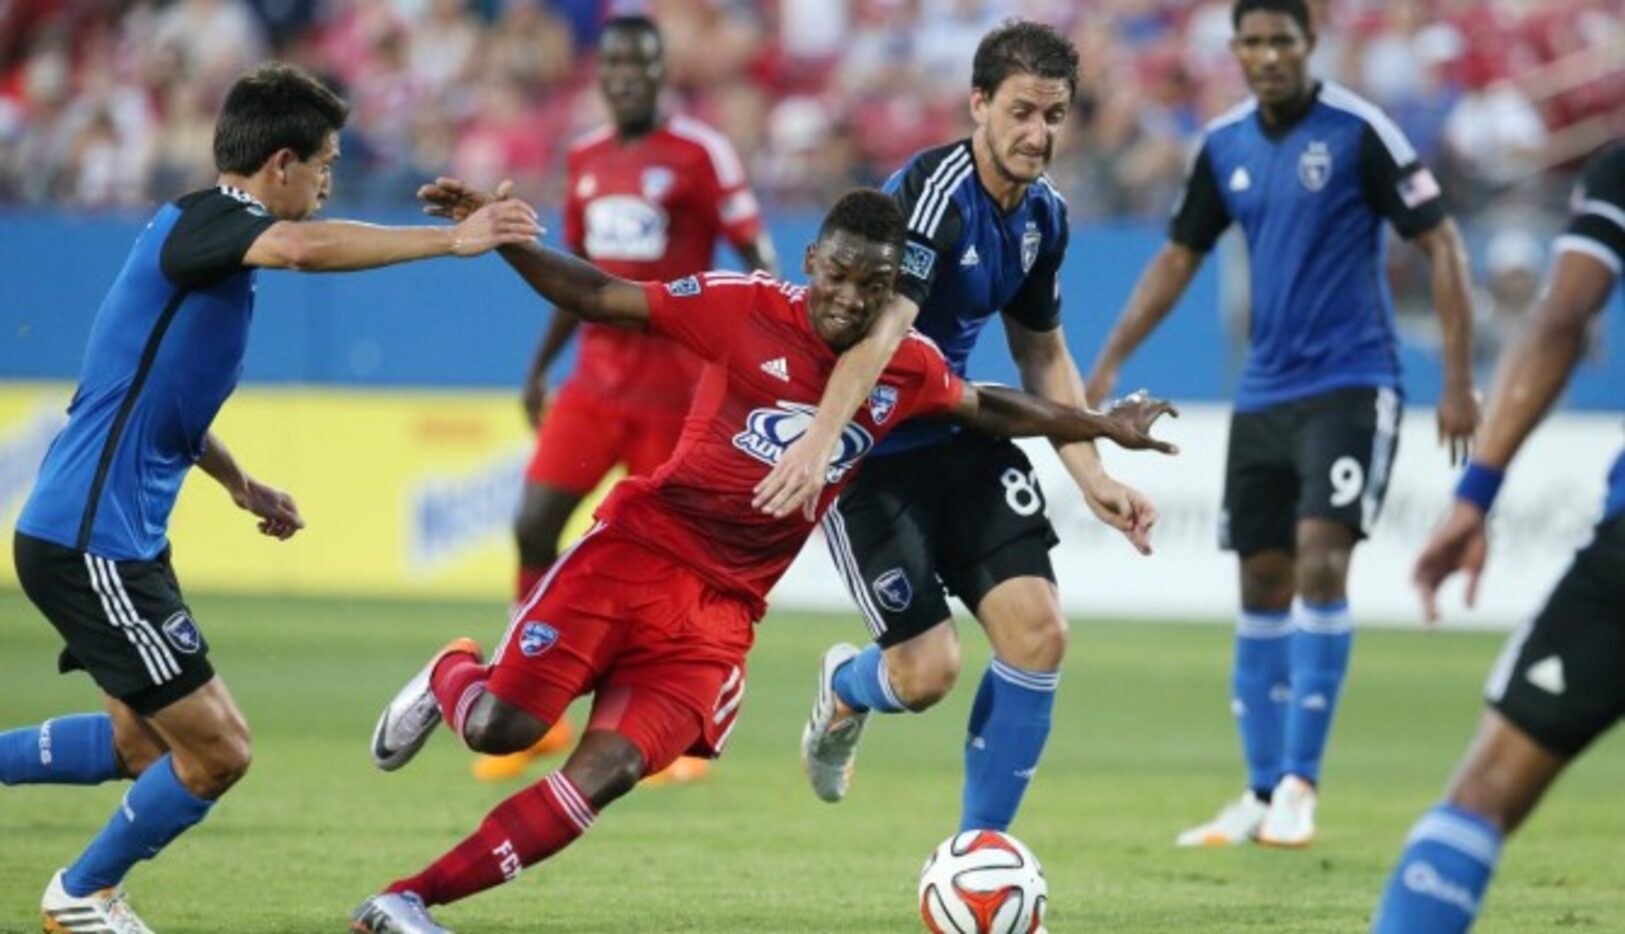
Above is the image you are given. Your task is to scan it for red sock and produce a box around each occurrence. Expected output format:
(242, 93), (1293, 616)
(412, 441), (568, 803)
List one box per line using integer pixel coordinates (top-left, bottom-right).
(516, 564), (550, 602)
(386, 771), (597, 906)
(430, 651), (488, 741)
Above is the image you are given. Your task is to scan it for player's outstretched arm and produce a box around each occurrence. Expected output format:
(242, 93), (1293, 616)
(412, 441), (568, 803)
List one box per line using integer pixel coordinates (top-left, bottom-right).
(1411, 218), (1481, 465)
(197, 432), (305, 541)
(752, 294), (921, 518)
(952, 385), (1179, 454)
(1413, 248), (1615, 621)
(1083, 241), (1203, 402)
(243, 201), (540, 272)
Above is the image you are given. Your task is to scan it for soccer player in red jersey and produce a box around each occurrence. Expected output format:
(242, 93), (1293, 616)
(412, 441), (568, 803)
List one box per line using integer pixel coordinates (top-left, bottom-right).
(350, 186), (1175, 931)
(485, 12), (777, 783)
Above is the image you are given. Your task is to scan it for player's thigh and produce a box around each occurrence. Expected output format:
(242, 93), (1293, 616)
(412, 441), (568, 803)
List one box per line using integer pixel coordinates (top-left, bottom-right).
(934, 434), (1058, 609)
(1292, 385), (1401, 539)
(824, 455), (954, 649)
(14, 532), (216, 718)
(1484, 513), (1625, 759)
(623, 408), (686, 478)
(1221, 405), (1299, 555)
(144, 676), (250, 765)
(525, 387), (628, 496)
(515, 482), (586, 547)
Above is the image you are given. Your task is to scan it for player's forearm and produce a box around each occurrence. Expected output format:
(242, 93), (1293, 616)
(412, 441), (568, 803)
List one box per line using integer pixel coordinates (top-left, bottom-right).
(803, 296), (920, 447)
(530, 308), (580, 381)
(497, 242), (641, 327)
(960, 385), (1122, 445)
(1422, 220), (1476, 393)
(1090, 243), (1200, 381)
(1014, 329), (1109, 484)
(197, 432), (249, 496)
(1473, 288), (1591, 471)
(260, 221), (459, 271)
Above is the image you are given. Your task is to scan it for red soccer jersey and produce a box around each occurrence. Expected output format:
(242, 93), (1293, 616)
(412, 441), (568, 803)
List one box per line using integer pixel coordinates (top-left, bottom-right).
(561, 116), (765, 412)
(595, 272), (965, 618)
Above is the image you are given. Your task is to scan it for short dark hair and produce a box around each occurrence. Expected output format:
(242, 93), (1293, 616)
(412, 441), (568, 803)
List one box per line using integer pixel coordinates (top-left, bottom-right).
(1232, 0), (1313, 34)
(817, 189), (906, 254)
(971, 19), (1079, 99)
(601, 14), (662, 49)
(213, 63), (348, 175)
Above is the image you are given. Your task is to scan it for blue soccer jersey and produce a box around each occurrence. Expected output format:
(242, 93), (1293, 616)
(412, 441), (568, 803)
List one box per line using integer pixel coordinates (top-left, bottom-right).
(1170, 82), (1448, 412)
(1559, 144), (1625, 519)
(877, 140), (1069, 454)
(17, 186), (277, 559)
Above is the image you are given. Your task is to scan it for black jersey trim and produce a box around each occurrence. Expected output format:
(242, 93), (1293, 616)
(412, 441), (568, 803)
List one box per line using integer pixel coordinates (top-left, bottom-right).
(76, 289), (190, 551)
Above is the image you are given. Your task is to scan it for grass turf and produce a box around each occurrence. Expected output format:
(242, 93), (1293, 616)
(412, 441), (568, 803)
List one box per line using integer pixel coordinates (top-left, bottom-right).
(2, 591), (1622, 933)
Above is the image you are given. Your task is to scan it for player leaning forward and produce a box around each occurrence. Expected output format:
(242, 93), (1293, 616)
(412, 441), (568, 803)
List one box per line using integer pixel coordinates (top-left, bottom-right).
(351, 186), (1178, 932)
(1085, 0), (1479, 848)
(0, 64), (537, 933)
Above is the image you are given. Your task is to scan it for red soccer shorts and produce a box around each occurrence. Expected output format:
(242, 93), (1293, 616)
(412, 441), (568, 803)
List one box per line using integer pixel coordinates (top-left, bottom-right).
(525, 384), (686, 495)
(487, 524), (755, 774)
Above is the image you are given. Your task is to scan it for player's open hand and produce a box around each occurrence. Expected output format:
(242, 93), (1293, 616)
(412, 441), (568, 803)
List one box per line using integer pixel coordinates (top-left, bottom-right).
(1436, 383), (1480, 466)
(1084, 475), (1159, 556)
(419, 176), (498, 222)
(1413, 499), (1489, 624)
(1103, 389), (1179, 454)
(451, 194), (541, 256)
(753, 431), (837, 520)
(233, 478), (305, 541)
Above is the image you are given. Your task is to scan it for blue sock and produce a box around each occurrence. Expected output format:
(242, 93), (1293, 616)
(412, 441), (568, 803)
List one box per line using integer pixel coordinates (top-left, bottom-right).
(960, 659), (1058, 832)
(0, 714), (119, 786)
(62, 754), (214, 896)
(1233, 609), (1292, 797)
(1372, 804), (1502, 933)
(831, 644), (908, 714)
(1284, 599), (1354, 784)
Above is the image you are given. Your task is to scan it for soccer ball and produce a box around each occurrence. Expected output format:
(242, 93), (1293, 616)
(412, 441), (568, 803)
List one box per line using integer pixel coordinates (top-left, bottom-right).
(918, 830), (1047, 933)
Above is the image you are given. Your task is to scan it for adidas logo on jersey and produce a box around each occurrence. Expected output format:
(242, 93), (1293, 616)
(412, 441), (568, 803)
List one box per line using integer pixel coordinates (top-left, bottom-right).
(960, 245), (980, 266)
(1525, 656), (1566, 695)
(760, 358), (790, 382)
(1229, 167), (1251, 192)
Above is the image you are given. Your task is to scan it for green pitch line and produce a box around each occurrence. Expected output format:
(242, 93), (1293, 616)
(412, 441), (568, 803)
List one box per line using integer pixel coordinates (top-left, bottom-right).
(2, 592), (1621, 932)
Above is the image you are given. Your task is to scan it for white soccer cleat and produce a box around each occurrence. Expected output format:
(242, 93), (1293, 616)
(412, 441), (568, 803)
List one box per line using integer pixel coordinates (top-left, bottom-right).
(42, 869), (153, 934)
(800, 642), (867, 803)
(1174, 791), (1268, 848)
(350, 893), (453, 934)
(1257, 774), (1317, 848)
(372, 638), (481, 772)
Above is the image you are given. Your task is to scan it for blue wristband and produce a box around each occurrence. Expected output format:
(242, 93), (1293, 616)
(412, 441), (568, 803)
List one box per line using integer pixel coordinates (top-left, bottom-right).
(1455, 461), (1505, 513)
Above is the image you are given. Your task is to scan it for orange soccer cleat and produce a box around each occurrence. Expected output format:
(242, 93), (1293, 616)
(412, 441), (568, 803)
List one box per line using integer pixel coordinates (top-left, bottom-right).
(640, 756), (711, 786)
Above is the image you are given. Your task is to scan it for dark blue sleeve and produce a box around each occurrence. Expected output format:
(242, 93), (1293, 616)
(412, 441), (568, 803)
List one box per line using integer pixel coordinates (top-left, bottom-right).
(160, 190), (277, 289)
(888, 146), (970, 307)
(1560, 143), (1625, 274)
(1168, 141), (1231, 253)
(1358, 126), (1447, 239)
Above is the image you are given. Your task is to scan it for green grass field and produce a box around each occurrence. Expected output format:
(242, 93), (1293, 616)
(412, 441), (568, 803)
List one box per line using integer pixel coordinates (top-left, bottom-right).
(2, 591), (1622, 933)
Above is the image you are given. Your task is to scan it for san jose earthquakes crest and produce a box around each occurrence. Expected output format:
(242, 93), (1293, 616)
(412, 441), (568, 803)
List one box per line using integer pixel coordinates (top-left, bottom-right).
(1299, 141), (1332, 192)
(1021, 224), (1042, 273)
(160, 611), (204, 654)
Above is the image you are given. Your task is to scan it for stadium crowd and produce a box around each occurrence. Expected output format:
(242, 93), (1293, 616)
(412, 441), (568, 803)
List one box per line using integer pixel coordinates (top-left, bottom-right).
(2, 0), (1619, 219)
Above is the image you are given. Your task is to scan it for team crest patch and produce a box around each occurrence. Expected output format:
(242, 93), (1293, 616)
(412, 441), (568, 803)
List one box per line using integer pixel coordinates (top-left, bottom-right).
(641, 166), (675, 201)
(868, 385), (899, 425)
(1299, 141), (1332, 192)
(1021, 225), (1042, 273)
(732, 401), (874, 483)
(872, 568), (912, 612)
(666, 276), (701, 297)
(901, 242), (936, 281)
(520, 621), (559, 657)
(160, 612), (203, 654)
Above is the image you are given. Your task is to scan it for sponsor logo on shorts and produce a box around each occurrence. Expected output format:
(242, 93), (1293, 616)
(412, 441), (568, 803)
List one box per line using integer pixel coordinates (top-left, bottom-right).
(160, 612), (203, 654)
(872, 567), (913, 612)
(520, 621), (559, 657)
(901, 242), (936, 281)
(868, 385), (898, 425)
(732, 401), (874, 483)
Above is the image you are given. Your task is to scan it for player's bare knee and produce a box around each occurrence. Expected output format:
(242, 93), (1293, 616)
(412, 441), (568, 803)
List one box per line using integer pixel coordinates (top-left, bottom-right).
(1294, 548), (1351, 605)
(889, 638), (959, 710)
(463, 702), (546, 755)
(1240, 552), (1295, 611)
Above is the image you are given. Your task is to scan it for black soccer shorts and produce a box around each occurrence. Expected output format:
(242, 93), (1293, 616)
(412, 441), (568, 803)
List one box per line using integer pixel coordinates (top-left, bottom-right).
(822, 432), (1058, 648)
(1486, 512), (1625, 758)
(14, 531), (215, 715)
(1220, 385), (1402, 555)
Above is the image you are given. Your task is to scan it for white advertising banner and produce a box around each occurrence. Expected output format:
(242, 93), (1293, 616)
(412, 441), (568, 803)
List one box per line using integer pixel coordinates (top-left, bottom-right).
(772, 404), (1621, 629)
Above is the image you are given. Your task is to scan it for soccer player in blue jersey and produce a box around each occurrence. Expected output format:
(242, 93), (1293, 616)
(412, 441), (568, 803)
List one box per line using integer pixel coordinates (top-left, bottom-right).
(0, 63), (537, 931)
(1083, 0), (1480, 848)
(1372, 142), (1624, 933)
(791, 21), (1159, 836)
